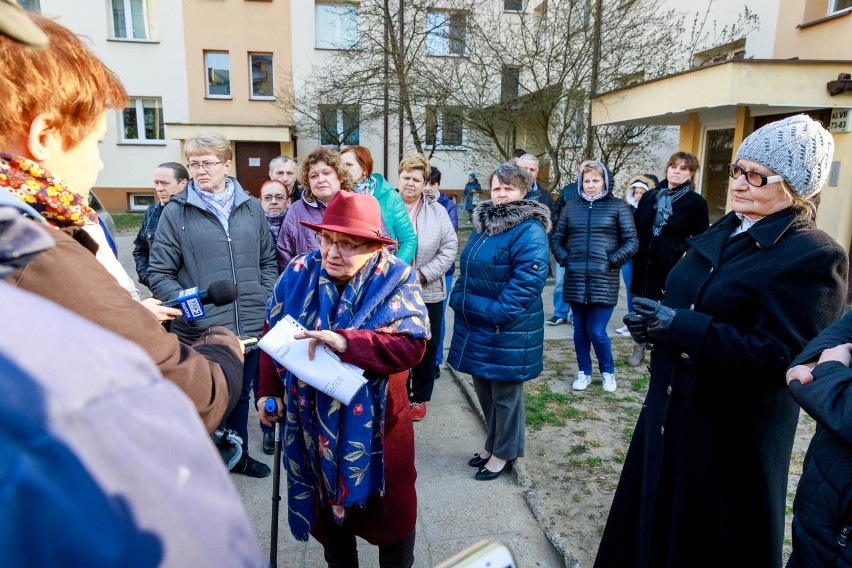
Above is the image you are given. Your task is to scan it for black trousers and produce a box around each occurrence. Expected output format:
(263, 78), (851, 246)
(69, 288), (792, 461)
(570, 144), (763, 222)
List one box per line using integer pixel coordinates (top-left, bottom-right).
(408, 301), (444, 403)
(321, 520), (415, 568)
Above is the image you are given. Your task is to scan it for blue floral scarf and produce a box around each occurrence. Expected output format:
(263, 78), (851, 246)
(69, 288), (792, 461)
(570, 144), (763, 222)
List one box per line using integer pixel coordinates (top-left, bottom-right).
(266, 248), (428, 541)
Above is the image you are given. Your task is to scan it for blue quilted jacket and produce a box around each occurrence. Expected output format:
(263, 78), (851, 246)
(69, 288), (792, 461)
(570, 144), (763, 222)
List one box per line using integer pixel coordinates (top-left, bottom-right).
(448, 199), (551, 382)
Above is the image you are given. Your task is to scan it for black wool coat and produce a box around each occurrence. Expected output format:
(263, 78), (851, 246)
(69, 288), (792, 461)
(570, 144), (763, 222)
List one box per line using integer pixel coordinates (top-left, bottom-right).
(630, 184), (709, 301)
(787, 311), (852, 568)
(595, 208), (848, 568)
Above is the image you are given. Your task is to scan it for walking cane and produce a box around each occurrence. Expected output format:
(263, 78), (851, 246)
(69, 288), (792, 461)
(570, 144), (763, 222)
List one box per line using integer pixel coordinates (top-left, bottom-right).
(265, 398), (282, 567)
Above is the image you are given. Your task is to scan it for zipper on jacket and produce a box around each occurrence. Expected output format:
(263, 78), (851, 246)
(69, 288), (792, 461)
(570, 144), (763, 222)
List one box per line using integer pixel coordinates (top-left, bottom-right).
(583, 201), (593, 304)
(225, 234), (241, 335)
(456, 232), (489, 358)
(838, 525), (852, 547)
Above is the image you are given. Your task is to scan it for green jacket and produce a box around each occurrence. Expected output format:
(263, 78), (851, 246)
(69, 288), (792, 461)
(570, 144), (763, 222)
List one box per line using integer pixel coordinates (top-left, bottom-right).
(370, 173), (417, 264)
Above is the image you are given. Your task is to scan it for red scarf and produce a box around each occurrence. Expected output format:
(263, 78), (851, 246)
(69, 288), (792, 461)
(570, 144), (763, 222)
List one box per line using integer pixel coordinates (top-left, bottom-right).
(0, 153), (97, 228)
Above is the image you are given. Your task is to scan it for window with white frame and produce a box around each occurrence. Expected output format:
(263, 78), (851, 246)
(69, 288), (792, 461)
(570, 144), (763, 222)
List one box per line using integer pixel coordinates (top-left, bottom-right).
(120, 97), (165, 143)
(319, 105), (360, 146)
(110, 0), (157, 41)
(569, 0), (590, 32)
(249, 53), (275, 100)
(315, 3), (359, 50)
(830, 0), (852, 13)
(426, 10), (467, 57)
(501, 66), (521, 102)
(567, 107), (584, 148)
(129, 193), (156, 212)
(504, 0), (523, 11)
(426, 106), (464, 148)
(205, 51), (231, 98)
(19, 0), (40, 12)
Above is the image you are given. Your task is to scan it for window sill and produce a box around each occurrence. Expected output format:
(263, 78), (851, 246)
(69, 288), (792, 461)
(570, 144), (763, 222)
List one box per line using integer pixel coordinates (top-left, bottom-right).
(250, 96), (276, 101)
(426, 53), (468, 59)
(117, 140), (167, 146)
(798, 7), (851, 28)
(424, 145), (466, 152)
(205, 95), (233, 100)
(107, 37), (160, 44)
(314, 46), (359, 51)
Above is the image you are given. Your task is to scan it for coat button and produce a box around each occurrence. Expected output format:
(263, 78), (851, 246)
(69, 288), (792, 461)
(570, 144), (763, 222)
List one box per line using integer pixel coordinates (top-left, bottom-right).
(667, 386), (672, 395)
(689, 303), (695, 310)
(660, 426), (665, 435)
(681, 353), (690, 359)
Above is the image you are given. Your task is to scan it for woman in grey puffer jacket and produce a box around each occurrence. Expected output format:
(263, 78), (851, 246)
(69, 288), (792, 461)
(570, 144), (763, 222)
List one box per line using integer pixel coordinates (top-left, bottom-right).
(550, 160), (638, 393)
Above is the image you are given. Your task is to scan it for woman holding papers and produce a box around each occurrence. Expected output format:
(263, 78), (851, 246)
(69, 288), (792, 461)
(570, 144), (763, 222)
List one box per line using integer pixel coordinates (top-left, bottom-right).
(257, 191), (429, 568)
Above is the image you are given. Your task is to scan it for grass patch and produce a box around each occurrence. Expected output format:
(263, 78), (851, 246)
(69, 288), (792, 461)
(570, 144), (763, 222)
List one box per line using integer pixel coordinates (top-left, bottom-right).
(631, 374), (650, 392)
(112, 213), (143, 233)
(525, 383), (585, 430)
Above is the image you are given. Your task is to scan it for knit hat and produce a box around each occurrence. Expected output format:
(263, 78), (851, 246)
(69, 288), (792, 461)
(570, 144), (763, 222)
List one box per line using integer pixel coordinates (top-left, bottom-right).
(734, 114), (834, 198)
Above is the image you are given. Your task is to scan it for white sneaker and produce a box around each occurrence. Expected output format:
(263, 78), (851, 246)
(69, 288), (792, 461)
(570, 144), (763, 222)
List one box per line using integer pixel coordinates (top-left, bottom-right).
(572, 371), (592, 391)
(616, 325), (631, 337)
(602, 372), (617, 393)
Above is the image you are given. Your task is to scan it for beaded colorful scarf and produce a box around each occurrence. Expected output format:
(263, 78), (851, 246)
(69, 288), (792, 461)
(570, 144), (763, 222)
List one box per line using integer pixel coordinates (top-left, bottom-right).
(0, 153), (97, 228)
(266, 248), (429, 541)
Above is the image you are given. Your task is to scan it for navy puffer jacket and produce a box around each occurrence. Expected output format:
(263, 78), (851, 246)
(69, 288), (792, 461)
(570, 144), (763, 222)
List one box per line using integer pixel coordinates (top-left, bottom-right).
(448, 199), (551, 382)
(550, 161), (638, 306)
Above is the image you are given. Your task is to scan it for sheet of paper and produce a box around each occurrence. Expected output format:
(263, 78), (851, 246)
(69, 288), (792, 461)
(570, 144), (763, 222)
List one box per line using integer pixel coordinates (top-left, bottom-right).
(258, 315), (367, 405)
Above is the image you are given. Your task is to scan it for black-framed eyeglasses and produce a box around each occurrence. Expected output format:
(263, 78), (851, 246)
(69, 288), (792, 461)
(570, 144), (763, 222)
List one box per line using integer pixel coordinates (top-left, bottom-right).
(727, 163), (783, 188)
(261, 194), (288, 202)
(186, 161), (223, 172)
(316, 233), (370, 255)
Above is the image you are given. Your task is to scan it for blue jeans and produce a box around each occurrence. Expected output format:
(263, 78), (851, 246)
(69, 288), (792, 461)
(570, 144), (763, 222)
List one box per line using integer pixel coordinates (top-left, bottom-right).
(436, 274), (453, 366)
(621, 258), (634, 313)
(568, 302), (615, 375)
(552, 263), (570, 320)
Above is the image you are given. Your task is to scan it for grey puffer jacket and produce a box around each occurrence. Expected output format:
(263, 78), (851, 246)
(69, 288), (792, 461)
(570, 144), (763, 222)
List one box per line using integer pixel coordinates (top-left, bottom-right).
(411, 194), (458, 304)
(148, 179), (278, 344)
(550, 161), (638, 306)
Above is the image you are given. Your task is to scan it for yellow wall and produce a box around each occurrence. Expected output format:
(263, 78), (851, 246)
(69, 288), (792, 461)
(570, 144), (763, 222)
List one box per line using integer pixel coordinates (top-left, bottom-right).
(182, 0), (293, 127)
(774, 0), (852, 60)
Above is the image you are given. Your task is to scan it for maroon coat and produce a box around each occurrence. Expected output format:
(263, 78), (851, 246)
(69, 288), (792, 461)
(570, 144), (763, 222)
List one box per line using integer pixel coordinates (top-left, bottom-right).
(259, 328), (424, 545)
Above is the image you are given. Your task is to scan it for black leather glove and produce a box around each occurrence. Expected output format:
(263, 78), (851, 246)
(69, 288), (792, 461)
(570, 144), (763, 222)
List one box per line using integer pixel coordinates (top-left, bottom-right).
(623, 311), (650, 345)
(632, 297), (677, 342)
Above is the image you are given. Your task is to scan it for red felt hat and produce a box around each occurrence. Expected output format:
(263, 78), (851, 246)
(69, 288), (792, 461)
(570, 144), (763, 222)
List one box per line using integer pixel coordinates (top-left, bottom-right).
(300, 191), (396, 245)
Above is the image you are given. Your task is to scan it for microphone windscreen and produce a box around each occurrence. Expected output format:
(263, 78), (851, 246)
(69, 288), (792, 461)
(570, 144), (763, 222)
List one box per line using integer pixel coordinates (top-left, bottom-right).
(207, 280), (238, 306)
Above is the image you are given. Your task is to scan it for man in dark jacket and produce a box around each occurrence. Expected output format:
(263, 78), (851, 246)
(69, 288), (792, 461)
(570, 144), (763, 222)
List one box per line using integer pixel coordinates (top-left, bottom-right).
(517, 153), (553, 212)
(132, 162), (188, 288)
(786, 311), (852, 567)
(149, 133), (279, 478)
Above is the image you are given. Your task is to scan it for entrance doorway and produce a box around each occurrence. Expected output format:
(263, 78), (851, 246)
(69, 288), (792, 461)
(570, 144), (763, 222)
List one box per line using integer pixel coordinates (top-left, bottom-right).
(702, 128), (734, 224)
(234, 142), (281, 197)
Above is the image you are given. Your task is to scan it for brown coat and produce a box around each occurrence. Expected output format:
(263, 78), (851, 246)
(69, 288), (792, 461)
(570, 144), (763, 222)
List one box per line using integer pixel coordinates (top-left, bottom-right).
(8, 223), (243, 433)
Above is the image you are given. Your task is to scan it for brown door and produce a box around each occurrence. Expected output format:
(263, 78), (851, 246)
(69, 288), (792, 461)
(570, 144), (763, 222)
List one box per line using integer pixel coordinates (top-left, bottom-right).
(701, 128), (734, 224)
(234, 141), (280, 197)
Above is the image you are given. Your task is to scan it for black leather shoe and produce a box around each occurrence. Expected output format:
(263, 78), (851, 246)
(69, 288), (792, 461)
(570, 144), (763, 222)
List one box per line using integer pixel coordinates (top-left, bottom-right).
(262, 431), (274, 455)
(230, 453), (271, 478)
(474, 460), (513, 481)
(467, 453), (489, 468)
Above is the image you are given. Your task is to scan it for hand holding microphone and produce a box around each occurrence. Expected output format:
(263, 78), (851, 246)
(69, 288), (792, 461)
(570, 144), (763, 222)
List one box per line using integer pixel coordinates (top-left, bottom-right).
(163, 280), (238, 321)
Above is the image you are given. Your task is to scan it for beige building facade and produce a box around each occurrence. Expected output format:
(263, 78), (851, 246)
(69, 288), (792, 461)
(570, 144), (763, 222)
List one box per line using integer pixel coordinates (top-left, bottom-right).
(592, 0), (852, 285)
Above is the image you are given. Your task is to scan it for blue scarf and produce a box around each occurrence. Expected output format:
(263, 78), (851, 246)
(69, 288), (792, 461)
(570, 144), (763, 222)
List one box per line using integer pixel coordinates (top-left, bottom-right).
(191, 178), (235, 233)
(266, 248), (429, 541)
(652, 182), (691, 237)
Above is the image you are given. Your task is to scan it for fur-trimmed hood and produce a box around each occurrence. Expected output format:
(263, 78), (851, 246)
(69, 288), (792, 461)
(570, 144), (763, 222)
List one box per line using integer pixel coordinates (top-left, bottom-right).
(624, 174), (658, 208)
(472, 199), (552, 235)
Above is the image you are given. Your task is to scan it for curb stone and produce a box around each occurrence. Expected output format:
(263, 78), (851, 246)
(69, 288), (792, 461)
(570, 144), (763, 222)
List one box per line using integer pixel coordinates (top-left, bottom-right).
(447, 365), (581, 568)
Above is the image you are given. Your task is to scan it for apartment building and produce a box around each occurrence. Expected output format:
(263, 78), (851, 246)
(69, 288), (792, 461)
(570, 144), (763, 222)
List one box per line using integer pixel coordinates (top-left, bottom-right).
(27, 0), (295, 211)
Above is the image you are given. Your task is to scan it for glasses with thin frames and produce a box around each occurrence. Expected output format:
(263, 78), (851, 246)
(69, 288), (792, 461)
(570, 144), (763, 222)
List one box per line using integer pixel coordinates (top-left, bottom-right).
(316, 233), (370, 256)
(261, 194), (288, 202)
(727, 164), (783, 187)
(187, 160), (223, 172)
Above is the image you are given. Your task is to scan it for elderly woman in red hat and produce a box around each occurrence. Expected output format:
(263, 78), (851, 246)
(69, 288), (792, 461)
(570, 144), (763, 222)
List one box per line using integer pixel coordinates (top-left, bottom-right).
(257, 190), (429, 567)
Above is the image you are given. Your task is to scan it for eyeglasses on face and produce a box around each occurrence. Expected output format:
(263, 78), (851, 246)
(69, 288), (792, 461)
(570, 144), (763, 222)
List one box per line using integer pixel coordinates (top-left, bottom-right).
(261, 194), (288, 202)
(187, 161), (223, 172)
(316, 233), (370, 255)
(727, 164), (783, 188)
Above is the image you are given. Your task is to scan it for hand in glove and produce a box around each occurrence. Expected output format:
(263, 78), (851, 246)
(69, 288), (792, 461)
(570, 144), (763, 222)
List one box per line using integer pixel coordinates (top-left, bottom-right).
(632, 297), (677, 342)
(623, 311), (651, 345)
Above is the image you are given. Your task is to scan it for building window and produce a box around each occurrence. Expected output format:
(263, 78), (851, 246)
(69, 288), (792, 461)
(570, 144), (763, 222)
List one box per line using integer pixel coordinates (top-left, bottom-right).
(205, 51), (231, 98)
(315, 3), (359, 50)
(129, 193), (156, 212)
(567, 105), (584, 148)
(426, 106), (464, 148)
(504, 0), (523, 11)
(830, 0), (852, 13)
(19, 0), (40, 12)
(249, 53), (275, 100)
(319, 105), (360, 146)
(426, 10), (467, 57)
(501, 66), (521, 102)
(110, 0), (157, 41)
(120, 98), (165, 143)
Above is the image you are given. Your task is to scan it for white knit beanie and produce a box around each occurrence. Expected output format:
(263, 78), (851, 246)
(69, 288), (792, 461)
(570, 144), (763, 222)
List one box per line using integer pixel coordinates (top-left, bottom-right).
(735, 114), (834, 198)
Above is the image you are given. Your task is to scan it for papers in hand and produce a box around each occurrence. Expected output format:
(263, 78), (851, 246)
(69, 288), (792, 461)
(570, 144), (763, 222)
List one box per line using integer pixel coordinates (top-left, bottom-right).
(258, 315), (367, 405)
